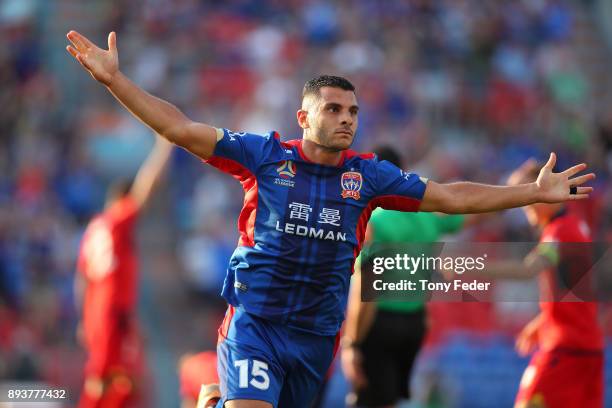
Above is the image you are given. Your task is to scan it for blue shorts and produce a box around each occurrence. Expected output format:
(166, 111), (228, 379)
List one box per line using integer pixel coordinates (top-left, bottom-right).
(215, 306), (337, 408)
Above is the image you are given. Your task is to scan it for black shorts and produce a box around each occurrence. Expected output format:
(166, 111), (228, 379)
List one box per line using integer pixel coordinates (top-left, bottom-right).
(353, 308), (426, 407)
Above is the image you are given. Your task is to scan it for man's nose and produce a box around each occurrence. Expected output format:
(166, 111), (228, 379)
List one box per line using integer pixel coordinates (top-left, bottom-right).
(340, 112), (353, 126)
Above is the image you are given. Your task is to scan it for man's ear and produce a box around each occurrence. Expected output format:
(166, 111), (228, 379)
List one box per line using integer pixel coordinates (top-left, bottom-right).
(297, 109), (309, 129)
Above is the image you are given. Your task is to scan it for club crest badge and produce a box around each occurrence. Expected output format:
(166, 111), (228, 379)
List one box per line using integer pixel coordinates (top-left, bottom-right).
(341, 171), (362, 200)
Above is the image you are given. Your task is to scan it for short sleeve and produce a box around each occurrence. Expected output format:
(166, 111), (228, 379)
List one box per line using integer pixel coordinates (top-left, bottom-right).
(374, 160), (428, 212)
(206, 128), (276, 174)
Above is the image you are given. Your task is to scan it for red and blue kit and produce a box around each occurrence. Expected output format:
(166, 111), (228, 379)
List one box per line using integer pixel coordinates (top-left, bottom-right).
(207, 129), (427, 406)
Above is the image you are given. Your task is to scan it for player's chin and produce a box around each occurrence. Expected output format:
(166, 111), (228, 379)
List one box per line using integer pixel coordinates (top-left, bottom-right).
(332, 135), (354, 150)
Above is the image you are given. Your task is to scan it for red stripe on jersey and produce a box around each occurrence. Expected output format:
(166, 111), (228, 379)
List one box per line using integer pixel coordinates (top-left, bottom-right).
(283, 139), (314, 163)
(373, 195), (422, 212)
(205, 157), (258, 247)
(354, 201), (377, 267)
(338, 148), (375, 166)
(279, 139), (294, 149)
(344, 149), (375, 161)
(281, 139), (374, 166)
(323, 331), (342, 380)
(217, 305), (236, 344)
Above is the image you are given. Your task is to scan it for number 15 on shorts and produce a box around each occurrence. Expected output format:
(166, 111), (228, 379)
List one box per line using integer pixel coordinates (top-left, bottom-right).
(234, 359), (270, 390)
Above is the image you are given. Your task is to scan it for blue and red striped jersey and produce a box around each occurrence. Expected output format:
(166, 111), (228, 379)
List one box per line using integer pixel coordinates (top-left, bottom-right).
(205, 129), (427, 335)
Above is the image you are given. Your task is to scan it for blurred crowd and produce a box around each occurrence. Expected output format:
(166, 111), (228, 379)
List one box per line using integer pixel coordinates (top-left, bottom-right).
(0, 0), (611, 404)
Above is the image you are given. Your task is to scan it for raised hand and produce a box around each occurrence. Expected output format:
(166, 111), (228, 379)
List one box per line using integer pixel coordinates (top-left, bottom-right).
(515, 315), (541, 356)
(66, 31), (118, 86)
(535, 153), (595, 202)
(341, 346), (368, 389)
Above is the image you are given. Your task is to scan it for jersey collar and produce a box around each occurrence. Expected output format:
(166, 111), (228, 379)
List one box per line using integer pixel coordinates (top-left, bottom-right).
(282, 139), (374, 167)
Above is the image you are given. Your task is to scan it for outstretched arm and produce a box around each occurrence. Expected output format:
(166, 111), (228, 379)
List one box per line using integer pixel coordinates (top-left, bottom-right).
(341, 260), (375, 390)
(476, 248), (553, 279)
(66, 30), (218, 160)
(516, 313), (543, 356)
(130, 134), (173, 210)
(420, 153), (595, 213)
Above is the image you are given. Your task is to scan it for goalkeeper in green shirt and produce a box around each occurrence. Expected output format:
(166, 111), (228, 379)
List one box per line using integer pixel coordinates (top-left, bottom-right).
(341, 146), (466, 408)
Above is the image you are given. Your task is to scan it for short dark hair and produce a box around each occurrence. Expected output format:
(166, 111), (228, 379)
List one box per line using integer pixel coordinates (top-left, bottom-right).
(302, 75), (355, 99)
(373, 146), (403, 169)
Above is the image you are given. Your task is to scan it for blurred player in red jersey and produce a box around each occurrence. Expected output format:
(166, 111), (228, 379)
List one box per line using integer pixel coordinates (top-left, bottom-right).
(75, 135), (172, 408)
(497, 160), (604, 408)
(178, 351), (220, 408)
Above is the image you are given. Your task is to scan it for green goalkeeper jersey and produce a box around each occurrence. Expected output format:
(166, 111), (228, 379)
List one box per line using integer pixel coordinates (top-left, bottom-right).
(361, 209), (465, 313)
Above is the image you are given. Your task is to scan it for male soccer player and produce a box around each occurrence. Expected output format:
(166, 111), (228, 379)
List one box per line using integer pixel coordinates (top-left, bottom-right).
(500, 161), (604, 408)
(75, 135), (172, 408)
(342, 146), (467, 408)
(66, 30), (594, 408)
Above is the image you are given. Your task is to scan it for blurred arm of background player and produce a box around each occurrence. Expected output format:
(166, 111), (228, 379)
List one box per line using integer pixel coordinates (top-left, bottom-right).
(342, 212), (484, 391)
(341, 255), (375, 390)
(73, 134), (173, 343)
(465, 248), (551, 357)
(464, 160), (557, 281)
(66, 30), (218, 160)
(515, 314), (543, 357)
(419, 152), (594, 214)
(455, 160), (564, 357)
(129, 135), (174, 211)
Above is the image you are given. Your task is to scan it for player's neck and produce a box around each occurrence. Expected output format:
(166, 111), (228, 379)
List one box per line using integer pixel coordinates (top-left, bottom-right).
(301, 139), (344, 166)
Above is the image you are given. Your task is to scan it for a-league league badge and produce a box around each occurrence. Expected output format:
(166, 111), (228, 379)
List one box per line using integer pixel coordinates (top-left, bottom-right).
(341, 171), (362, 200)
(277, 160), (297, 179)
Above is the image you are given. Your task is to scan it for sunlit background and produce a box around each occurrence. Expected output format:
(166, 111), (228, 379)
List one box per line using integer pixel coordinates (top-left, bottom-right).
(0, 0), (611, 406)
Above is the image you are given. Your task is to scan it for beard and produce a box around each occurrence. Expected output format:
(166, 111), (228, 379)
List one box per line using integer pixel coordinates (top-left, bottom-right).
(315, 128), (353, 152)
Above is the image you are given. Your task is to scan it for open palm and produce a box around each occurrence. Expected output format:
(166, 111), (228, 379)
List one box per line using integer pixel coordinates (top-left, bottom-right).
(536, 153), (595, 202)
(66, 31), (118, 86)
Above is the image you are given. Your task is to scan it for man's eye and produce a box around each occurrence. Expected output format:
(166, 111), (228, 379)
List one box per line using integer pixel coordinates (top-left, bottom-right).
(329, 107), (339, 112)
